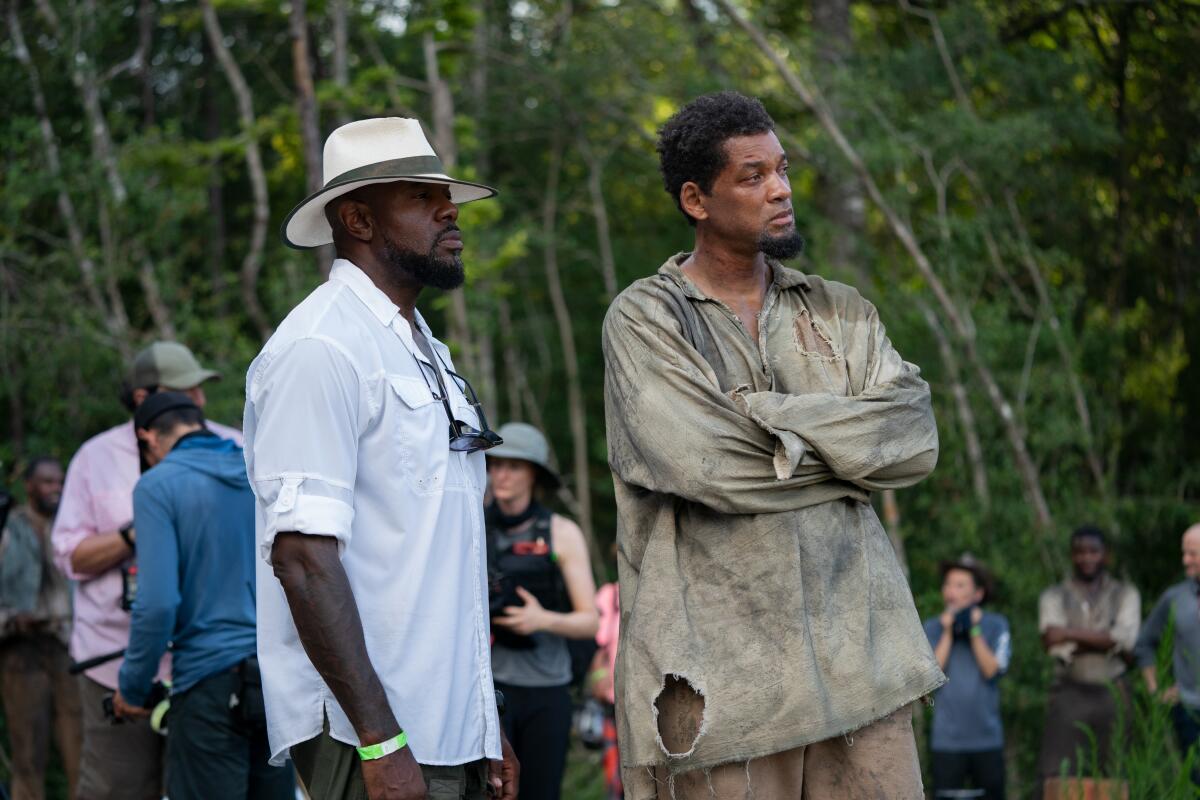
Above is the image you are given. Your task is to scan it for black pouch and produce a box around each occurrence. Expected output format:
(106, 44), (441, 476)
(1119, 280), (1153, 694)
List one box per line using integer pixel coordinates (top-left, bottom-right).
(233, 656), (267, 731)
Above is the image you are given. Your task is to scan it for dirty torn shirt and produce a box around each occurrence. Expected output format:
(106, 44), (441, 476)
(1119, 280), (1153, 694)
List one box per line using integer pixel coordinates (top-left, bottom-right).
(602, 254), (945, 790)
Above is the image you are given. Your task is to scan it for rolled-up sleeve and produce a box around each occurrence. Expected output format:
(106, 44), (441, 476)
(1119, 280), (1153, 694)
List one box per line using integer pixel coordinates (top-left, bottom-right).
(248, 337), (369, 563)
(52, 449), (96, 580)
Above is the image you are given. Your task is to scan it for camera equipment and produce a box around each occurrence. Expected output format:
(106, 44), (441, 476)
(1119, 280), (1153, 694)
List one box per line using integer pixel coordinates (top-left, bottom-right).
(951, 606), (977, 640)
(0, 484), (12, 541)
(101, 681), (170, 734)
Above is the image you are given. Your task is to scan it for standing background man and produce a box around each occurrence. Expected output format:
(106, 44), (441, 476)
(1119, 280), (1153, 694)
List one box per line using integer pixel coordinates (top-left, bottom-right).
(1037, 525), (1139, 788)
(111, 393), (293, 800)
(52, 341), (240, 799)
(247, 117), (516, 800)
(923, 555), (1011, 800)
(0, 456), (81, 800)
(1136, 522), (1200, 783)
(603, 91), (942, 799)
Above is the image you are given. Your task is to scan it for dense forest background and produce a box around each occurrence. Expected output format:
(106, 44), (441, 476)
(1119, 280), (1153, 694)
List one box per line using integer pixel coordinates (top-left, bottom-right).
(2, 0), (1198, 795)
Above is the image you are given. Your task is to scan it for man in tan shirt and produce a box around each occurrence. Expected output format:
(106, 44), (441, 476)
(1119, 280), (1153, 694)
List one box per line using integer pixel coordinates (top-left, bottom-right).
(1037, 525), (1140, 786)
(603, 91), (942, 799)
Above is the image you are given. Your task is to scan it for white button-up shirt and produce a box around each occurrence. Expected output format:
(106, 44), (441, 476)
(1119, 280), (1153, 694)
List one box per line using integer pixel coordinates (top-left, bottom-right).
(244, 259), (501, 767)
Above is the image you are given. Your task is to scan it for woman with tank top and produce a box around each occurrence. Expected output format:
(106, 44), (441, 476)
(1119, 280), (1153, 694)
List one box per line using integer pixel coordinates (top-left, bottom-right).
(485, 422), (599, 800)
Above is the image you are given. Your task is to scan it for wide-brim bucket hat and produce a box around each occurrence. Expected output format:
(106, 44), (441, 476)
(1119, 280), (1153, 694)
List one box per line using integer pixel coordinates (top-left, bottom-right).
(485, 422), (562, 489)
(281, 117), (497, 249)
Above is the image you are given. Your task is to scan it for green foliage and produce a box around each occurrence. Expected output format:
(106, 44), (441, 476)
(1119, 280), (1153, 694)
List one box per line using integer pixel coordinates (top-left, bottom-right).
(1, 1), (1198, 796)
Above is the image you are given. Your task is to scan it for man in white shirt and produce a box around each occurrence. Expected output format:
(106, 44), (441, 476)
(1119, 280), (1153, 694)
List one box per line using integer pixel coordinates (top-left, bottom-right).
(245, 118), (518, 800)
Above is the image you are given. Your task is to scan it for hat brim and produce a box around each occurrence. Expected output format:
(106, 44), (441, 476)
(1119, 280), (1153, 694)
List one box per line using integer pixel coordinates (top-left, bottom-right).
(282, 174), (498, 250)
(484, 449), (562, 489)
(160, 368), (221, 390)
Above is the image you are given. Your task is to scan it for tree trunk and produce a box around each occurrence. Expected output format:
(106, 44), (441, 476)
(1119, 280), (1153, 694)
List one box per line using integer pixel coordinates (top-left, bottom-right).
(137, 0), (156, 127)
(577, 135), (618, 301)
(497, 296), (525, 424)
(422, 31), (477, 380)
(716, 0), (1055, 544)
(331, 0), (350, 126)
(139, 259), (177, 340)
(471, 0), (491, 176)
(1005, 192), (1107, 495)
(36, 0), (127, 204)
(7, 4), (128, 351)
(542, 136), (602, 578)
(919, 301), (990, 508)
(0, 259), (27, 454)
(200, 0), (272, 340)
(812, 0), (865, 276)
(203, 59), (229, 316)
(290, 0), (333, 278)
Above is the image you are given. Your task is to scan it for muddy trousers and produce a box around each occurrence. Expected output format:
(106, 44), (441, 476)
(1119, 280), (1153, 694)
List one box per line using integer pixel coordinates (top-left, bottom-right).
(0, 635), (82, 800)
(638, 700), (924, 799)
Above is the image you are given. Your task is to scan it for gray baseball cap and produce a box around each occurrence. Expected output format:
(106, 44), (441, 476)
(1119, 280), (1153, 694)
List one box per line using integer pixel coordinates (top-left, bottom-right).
(485, 422), (561, 488)
(130, 342), (221, 390)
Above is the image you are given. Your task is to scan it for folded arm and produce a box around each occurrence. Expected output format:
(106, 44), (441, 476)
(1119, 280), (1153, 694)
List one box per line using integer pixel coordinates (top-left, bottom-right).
(602, 292), (857, 516)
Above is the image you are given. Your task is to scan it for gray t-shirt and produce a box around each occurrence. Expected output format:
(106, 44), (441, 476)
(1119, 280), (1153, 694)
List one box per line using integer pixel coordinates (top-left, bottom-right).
(923, 611), (1012, 752)
(1136, 579), (1200, 709)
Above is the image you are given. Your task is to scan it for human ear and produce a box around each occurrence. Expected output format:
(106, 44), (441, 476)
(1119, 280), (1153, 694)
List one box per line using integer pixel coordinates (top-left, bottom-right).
(679, 182), (708, 223)
(338, 199), (375, 243)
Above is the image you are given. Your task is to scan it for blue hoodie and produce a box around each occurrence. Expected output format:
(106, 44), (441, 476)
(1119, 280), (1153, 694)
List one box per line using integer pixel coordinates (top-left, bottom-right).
(119, 431), (257, 704)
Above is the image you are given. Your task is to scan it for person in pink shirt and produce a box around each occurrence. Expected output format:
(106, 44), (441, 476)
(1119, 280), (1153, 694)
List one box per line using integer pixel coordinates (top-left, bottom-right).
(52, 341), (241, 800)
(588, 580), (621, 800)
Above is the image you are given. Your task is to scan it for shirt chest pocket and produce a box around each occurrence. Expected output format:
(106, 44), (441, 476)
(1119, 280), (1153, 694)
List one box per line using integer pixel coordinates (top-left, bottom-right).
(387, 375), (476, 495)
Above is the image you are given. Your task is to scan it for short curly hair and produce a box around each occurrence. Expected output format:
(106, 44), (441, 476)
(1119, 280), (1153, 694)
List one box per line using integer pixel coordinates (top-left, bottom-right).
(656, 91), (776, 225)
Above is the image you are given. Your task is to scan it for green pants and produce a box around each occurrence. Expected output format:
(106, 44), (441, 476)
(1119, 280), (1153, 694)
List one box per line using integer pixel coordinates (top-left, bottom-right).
(290, 719), (489, 800)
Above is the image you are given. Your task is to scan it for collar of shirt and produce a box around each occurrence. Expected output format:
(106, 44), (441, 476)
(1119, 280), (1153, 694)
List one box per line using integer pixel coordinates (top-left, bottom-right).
(657, 251), (812, 301)
(328, 258), (443, 367)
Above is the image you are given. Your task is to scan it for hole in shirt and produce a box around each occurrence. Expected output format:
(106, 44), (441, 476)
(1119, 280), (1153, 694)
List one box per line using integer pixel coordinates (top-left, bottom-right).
(654, 674), (706, 758)
(793, 308), (839, 359)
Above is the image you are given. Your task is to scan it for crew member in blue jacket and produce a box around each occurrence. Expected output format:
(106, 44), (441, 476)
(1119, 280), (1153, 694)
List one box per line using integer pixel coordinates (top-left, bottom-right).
(112, 391), (293, 800)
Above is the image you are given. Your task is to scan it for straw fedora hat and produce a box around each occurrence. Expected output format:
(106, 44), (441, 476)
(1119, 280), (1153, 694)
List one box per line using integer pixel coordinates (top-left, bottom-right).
(281, 117), (497, 249)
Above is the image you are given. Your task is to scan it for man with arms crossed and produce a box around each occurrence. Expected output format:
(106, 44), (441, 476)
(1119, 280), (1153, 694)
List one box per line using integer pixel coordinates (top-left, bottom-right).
(246, 118), (517, 800)
(603, 92), (942, 798)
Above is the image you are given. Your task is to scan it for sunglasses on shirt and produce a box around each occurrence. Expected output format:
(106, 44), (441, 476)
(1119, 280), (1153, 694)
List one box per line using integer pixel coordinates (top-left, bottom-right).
(411, 352), (503, 454)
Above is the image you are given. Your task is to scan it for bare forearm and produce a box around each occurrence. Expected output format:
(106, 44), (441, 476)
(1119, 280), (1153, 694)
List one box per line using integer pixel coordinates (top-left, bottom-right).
(70, 531), (132, 576)
(934, 629), (952, 670)
(273, 533), (399, 744)
(1062, 627), (1117, 652)
(971, 636), (1000, 679)
(541, 609), (599, 640)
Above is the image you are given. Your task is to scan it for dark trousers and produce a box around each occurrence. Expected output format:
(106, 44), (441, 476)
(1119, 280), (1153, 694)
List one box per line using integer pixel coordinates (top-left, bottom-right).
(931, 748), (1006, 800)
(1173, 704), (1200, 785)
(495, 681), (572, 800)
(166, 669), (294, 800)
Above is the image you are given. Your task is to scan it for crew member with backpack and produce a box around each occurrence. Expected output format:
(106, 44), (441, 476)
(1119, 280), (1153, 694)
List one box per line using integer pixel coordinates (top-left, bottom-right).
(486, 422), (599, 800)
